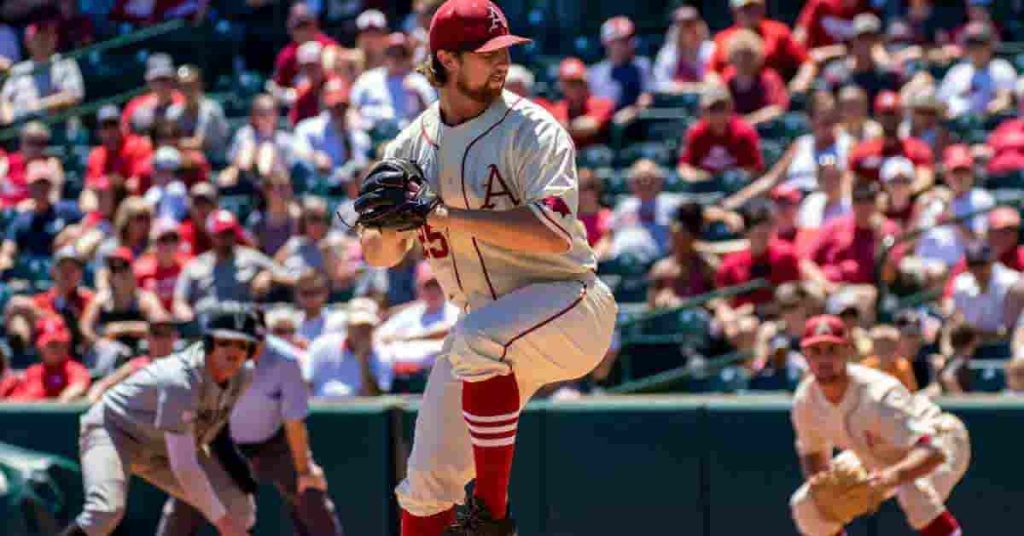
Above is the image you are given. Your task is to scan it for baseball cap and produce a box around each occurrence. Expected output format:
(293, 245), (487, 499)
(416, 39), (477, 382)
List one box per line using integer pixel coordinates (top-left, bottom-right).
(730, 0), (763, 8)
(206, 306), (264, 345)
(357, 9), (388, 32)
(908, 89), (942, 112)
(54, 245), (84, 266)
(151, 217), (181, 240)
(207, 209), (240, 235)
(701, 85), (732, 108)
(988, 206), (1021, 230)
(769, 184), (801, 205)
(965, 240), (994, 265)
(26, 160), (55, 184)
(190, 181), (218, 202)
(801, 315), (850, 349)
(964, 21), (994, 44)
(429, 0), (531, 54)
(880, 156), (915, 183)
(36, 316), (71, 348)
(600, 16), (635, 44)
(21, 120), (51, 141)
(386, 32), (411, 51)
(347, 297), (381, 326)
(852, 13), (881, 36)
(153, 146), (182, 172)
(145, 53), (175, 81)
(287, 2), (316, 29)
(943, 144), (974, 171)
(673, 6), (700, 23)
(97, 104), (121, 124)
(874, 90), (901, 114)
(297, 40), (323, 65)
(322, 77), (351, 107)
(558, 57), (587, 81)
(106, 246), (135, 265)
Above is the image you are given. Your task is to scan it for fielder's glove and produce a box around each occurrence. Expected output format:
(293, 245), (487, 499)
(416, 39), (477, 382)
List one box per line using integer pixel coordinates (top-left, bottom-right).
(807, 455), (886, 525)
(353, 158), (440, 232)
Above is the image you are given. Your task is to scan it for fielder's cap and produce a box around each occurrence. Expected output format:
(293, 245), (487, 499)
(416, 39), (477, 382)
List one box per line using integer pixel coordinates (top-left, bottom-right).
(106, 246), (134, 265)
(322, 77), (351, 107)
(206, 307), (263, 345)
(880, 156), (915, 183)
(730, 0), (763, 8)
(190, 181), (218, 201)
(988, 206), (1021, 230)
(874, 90), (901, 113)
(53, 245), (84, 266)
(151, 217), (181, 240)
(207, 209), (240, 235)
(673, 6), (700, 23)
(558, 57), (587, 81)
(21, 120), (51, 140)
(964, 21), (994, 44)
(429, 0), (532, 54)
(770, 184), (801, 204)
(297, 40), (324, 65)
(287, 2), (317, 29)
(145, 53), (175, 81)
(601, 16), (635, 44)
(852, 180), (881, 201)
(801, 315), (849, 348)
(346, 297), (380, 326)
(965, 240), (994, 265)
(701, 85), (731, 108)
(943, 144), (974, 171)
(356, 9), (388, 32)
(97, 104), (121, 124)
(26, 160), (56, 184)
(35, 316), (71, 348)
(853, 13), (882, 36)
(153, 146), (182, 172)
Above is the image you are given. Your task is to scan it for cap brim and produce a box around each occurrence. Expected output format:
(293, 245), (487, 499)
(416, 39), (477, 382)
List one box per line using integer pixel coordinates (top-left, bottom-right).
(800, 335), (848, 349)
(209, 329), (259, 344)
(474, 35), (532, 53)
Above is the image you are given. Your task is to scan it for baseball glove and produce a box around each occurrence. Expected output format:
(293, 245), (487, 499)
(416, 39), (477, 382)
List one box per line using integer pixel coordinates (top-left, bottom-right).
(352, 157), (439, 232)
(807, 454), (885, 525)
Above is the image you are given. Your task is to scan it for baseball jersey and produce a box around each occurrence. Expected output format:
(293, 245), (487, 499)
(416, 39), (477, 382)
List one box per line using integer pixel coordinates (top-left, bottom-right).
(384, 90), (596, 311)
(791, 364), (945, 469)
(91, 342), (253, 452)
(229, 335), (309, 445)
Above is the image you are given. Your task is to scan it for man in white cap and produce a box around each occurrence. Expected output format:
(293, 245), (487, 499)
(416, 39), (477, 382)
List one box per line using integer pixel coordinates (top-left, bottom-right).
(350, 31), (436, 131)
(123, 53), (184, 134)
(305, 297), (391, 398)
(144, 146), (189, 222)
(356, 9), (390, 70)
(587, 16), (652, 114)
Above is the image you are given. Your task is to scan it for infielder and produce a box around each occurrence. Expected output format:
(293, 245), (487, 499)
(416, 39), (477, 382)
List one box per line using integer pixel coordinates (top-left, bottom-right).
(155, 334), (344, 536)
(790, 315), (970, 536)
(353, 1), (618, 534)
(60, 308), (264, 536)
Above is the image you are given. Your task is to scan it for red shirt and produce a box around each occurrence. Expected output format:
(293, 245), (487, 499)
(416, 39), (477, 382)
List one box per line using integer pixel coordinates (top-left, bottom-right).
(136, 148), (210, 191)
(796, 0), (873, 49)
(679, 115), (763, 173)
(0, 151), (30, 208)
(987, 119), (1024, 175)
(847, 137), (933, 183)
(545, 96), (616, 148)
(134, 252), (188, 311)
(86, 134), (153, 186)
(709, 20), (809, 80)
(121, 91), (186, 133)
(273, 33), (339, 88)
(290, 80), (324, 126)
(722, 66), (790, 115)
(715, 239), (802, 307)
(810, 215), (901, 284)
(179, 218), (211, 256)
(32, 287), (95, 320)
(0, 372), (21, 398)
(942, 246), (1024, 299)
(579, 208), (613, 247)
(10, 359), (90, 400)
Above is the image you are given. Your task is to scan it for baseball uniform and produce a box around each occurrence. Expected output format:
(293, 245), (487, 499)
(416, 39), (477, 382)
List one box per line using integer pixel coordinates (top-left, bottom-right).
(72, 343), (255, 535)
(155, 335), (343, 536)
(789, 364), (971, 536)
(385, 89), (619, 516)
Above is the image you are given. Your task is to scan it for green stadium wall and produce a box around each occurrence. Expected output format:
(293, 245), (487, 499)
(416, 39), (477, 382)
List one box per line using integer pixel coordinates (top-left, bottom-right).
(1, 396), (1021, 535)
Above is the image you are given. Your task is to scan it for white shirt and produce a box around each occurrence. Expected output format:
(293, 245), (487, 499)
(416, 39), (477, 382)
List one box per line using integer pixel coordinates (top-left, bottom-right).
(304, 332), (392, 399)
(797, 192), (851, 229)
(610, 193), (686, 258)
(350, 67), (436, 131)
(785, 132), (853, 192)
(951, 262), (1020, 333)
(950, 188), (995, 235)
(1, 55), (84, 121)
(915, 189), (994, 265)
(143, 180), (189, 222)
(293, 111), (372, 170)
(937, 58), (1017, 117)
(375, 300), (460, 374)
(652, 40), (715, 91)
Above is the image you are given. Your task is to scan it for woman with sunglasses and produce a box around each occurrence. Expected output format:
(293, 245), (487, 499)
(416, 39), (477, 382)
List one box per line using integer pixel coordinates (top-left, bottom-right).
(135, 218), (191, 312)
(247, 172), (299, 257)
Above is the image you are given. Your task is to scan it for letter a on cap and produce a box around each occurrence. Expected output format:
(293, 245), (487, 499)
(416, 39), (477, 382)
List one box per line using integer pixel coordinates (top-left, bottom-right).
(815, 321), (833, 336)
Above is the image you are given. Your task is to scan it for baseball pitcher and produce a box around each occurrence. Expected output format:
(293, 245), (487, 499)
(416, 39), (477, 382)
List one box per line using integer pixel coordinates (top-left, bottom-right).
(351, 1), (618, 534)
(790, 315), (971, 536)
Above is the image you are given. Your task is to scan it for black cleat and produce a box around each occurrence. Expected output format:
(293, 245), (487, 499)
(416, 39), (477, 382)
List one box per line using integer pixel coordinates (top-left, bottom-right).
(443, 496), (517, 536)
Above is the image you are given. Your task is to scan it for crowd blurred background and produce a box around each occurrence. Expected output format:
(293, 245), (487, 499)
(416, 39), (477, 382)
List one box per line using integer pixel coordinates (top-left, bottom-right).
(2, 0), (1024, 403)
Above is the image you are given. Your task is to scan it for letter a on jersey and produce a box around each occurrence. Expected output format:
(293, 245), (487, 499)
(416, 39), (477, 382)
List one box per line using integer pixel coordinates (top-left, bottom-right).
(481, 165), (519, 209)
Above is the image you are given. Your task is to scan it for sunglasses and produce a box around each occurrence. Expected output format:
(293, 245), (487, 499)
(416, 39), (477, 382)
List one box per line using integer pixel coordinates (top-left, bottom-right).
(299, 287), (327, 296)
(108, 262), (131, 272)
(157, 234), (180, 244)
(151, 326), (176, 338)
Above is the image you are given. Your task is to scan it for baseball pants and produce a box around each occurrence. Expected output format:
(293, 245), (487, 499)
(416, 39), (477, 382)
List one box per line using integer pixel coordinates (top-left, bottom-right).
(73, 422), (254, 536)
(790, 414), (971, 536)
(156, 428), (344, 536)
(395, 275), (618, 516)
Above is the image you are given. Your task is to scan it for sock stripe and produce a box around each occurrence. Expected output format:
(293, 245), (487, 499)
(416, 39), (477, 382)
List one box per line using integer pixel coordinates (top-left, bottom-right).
(466, 421), (519, 434)
(463, 410), (520, 423)
(471, 435), (517, 447)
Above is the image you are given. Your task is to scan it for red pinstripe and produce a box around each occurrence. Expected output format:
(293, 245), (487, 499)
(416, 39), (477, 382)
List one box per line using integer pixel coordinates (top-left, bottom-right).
(499, 283), (587, 360)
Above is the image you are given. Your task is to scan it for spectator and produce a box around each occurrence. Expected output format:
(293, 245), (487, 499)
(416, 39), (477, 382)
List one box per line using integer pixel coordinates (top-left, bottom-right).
(86, 313), (179, 403)
(224, 94), (294, 187)
(144, 118), (211, 189)
(880, 156), (922, 228)
(376, 263), (459, 391)
(944, 207), (1024, 300)
(545, 57), (615, 148)
(9, 316), (90, 402)
(305, 297), (391, 398)
(747, 282), (817, 389)
(247, 172), (299, 256)
(796, 155), (852, 243)
(504, 64), (535, 98)
(264, 305), (304, 348)
(355, 9), (390, 71)
(272, 2), (339, 92)
(608, 159), (684, 260)
(276, 196), (354, 291)
(350, 32), (435, 132)
(66, 174), (119, 248)
(143, 146), (189, 222)
(111, 0), (208, 24)
(134, 218), (190, 312)
(179, 182), (218, 256)
(837, 84), (882, 142)
(0, 161), (78, 271)
(947, 241), (1020, 340)
(936, 22), (1016, 118)
(986, 119), (1024, 176)
(647, 202), (716, 309)
(173, 210), (295, 323)
(0, 22), (19, 72)
(892, 309), (939, 390)
(85, 105), (153, 194)
(708, 0), (809, 82)
(847, 90), (934, 189)
(576, 169), (613, 257)
(589, 16), (652, 113)
(122, 53), (184, 135)
(0, 345), (20, 398)
(770, 185), (802, 245)
(939, 323), (979, 394)
(783, 91), (853, 193)
(861, 324), (919, 391)
(810, 181), (900, 285)
(794, 0), (874, 50)
(3, 246), (93, 357)
(289, 41), (328, 126)
(294, 270), (331, 345)
(167, 65), (229, 159)
(0, 20), (83, 125)
(900, 89), (950, 156)
(0, 122), (66, 209)
(97, 196), (153, 266)
(720, 29), (789, 127)
(820, 13), (902, 107)
(715, 199), (802, 310)
(677, 87), (763, 182)
(652, 6), (715, 93)
(293, 77), (372, 187)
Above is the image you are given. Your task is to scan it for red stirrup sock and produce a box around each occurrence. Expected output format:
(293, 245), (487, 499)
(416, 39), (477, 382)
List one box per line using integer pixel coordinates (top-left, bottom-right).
(462, 373), (521, 520)
(401, 507), (455, 536)
(918, 511), (961, 536)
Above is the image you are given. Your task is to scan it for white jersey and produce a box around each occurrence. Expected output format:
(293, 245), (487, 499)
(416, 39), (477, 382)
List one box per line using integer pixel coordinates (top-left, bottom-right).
(385, 90), (596, 311)
(791, 364), (946, 470)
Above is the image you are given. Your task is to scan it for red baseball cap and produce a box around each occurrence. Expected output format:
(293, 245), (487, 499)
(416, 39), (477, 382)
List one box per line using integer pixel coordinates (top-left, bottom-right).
(558, 57), (587, 81)
(989, 206), (1021, 230)
(943, 144), (974, 170)
(801, 315), (850, 349)
(36, 316), (71, 348)
(601, 16), (635, 44)
(207, 209), (240, 235)
(429, 0), (531, 53)
(874, 90), (901, 113)
(107, 246), (134, 265)
(770, 184), (801, 205)
(322, 77), (351, 107)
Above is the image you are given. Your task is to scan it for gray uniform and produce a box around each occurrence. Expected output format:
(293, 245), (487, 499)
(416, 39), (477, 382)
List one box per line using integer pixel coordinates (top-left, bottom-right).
(157, 336), (344, 536)
(74, 343), (255, 536)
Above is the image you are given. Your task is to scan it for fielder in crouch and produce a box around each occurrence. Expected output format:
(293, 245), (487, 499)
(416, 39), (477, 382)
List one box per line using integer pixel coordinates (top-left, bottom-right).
(357, 1), (618, 534)
(790, 315), (970, 536)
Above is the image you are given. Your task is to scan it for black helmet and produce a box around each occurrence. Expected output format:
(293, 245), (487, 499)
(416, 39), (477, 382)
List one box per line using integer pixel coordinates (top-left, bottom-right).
(205, 306), (264, 345)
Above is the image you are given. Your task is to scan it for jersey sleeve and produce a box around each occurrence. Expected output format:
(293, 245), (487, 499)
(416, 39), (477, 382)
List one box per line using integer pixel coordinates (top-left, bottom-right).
(875, 386), (936, 451)
(791, 397), (833, 455)
(155, 380), (199, 435)
(517, 118), (579, 246)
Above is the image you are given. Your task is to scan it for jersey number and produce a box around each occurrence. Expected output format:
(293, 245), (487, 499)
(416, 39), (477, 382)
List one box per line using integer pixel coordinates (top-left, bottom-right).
(417, 224), (449, 259)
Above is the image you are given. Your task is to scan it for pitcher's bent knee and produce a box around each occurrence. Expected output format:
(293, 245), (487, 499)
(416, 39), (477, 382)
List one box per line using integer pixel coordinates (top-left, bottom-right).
(447, 323), (510, 382)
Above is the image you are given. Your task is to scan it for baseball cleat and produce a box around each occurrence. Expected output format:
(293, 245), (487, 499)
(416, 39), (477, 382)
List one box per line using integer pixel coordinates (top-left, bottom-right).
(443, 496), (517, 536)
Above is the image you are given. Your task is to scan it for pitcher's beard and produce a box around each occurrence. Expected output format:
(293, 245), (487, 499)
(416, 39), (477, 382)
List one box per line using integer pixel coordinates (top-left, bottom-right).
(456, 74), (504, 105)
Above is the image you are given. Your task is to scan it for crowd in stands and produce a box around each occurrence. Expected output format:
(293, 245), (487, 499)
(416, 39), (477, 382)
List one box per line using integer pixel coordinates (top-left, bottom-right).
(4, 0), (1024, 403)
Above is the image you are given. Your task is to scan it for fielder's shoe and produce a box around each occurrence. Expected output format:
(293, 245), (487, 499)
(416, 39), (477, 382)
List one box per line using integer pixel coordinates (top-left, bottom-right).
(443, 496), (517, 536)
